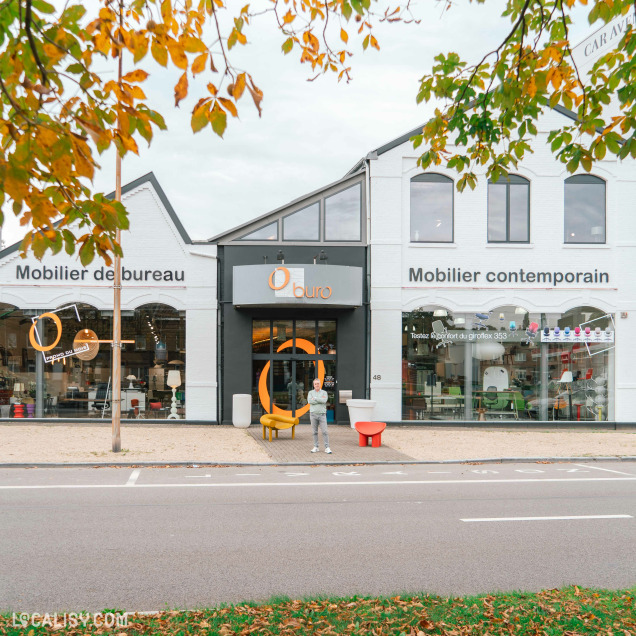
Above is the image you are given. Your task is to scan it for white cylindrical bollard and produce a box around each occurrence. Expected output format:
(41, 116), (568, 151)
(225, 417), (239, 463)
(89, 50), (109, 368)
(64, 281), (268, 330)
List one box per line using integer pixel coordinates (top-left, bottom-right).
(232, 394), (252, 428)
(346, 399), (377, 429)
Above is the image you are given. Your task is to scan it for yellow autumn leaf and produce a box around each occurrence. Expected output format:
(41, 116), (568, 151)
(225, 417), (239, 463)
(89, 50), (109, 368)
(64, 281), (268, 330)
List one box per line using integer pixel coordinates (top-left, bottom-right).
(191, 52), (208, 75)
(167, 39), (188, 69)
(233, 72), (246, 99)
(340, 28), (348, 43)
(174, 72), (188, 106)
(122, 69), (149, 83)
(151, 40), (168, 66)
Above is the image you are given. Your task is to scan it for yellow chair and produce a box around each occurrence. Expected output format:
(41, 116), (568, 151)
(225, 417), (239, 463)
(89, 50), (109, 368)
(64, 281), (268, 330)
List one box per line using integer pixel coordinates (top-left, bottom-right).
(260, 413), (300, 442)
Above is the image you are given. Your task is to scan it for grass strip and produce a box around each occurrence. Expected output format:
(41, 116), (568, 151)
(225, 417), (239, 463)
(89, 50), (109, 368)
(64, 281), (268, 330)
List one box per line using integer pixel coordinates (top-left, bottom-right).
(1, 586), (635, 635)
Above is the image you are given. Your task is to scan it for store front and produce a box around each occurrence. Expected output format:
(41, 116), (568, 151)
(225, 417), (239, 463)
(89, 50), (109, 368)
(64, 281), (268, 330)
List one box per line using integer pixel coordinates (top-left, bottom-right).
(218, 248), (367, 425)
(213, 172), (369, 425)
(0, 173), (218, 421)
(402, 305), (615, 422)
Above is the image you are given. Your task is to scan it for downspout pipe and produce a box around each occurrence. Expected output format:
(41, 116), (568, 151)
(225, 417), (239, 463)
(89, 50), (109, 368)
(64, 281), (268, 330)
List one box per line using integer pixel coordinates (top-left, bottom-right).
(364, 151), (377, 399)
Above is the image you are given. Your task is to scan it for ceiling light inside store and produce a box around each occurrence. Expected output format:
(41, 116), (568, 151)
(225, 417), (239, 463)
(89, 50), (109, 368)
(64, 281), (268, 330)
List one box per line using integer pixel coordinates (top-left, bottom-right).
(454, 317), (465, 325)
(515, 307), (527, 314)
(433, 310), (447, 317)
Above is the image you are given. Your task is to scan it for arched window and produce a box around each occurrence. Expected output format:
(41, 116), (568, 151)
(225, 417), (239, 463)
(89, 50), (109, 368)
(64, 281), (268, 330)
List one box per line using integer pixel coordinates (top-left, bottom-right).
(488, 175), (530, 242)
(564, 175), (606, 244)
(410, 174), (454, 242)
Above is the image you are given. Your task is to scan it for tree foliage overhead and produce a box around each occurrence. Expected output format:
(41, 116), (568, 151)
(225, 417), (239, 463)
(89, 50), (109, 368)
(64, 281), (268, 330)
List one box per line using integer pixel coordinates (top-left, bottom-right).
(414, 0), (636, 191)
(0, 0), (413, 264)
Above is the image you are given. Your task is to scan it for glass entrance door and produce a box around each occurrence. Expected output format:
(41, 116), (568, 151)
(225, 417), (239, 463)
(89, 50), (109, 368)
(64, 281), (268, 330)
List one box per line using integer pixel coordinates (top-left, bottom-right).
(252, 319), (337, 422)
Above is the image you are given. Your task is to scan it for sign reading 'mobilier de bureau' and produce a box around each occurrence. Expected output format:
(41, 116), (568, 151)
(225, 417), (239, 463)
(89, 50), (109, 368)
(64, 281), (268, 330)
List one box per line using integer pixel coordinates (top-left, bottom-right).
(233, 264), (363, 307)
(15, 264), (185, 282)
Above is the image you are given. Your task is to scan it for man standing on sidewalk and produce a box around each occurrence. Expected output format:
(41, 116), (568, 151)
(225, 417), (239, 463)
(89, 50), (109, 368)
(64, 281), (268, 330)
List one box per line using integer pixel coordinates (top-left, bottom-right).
(308, 378), (331, 454)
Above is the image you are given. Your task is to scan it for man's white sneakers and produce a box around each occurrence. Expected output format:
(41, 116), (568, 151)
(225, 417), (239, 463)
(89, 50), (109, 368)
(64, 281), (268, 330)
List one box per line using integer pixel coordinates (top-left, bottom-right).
(311, 446), (319, 453)
(325, 447), (332, 454)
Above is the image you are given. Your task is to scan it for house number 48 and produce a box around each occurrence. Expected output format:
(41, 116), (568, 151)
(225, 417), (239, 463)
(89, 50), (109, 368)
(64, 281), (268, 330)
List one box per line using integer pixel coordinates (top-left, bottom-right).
(373, 375), (382, 380)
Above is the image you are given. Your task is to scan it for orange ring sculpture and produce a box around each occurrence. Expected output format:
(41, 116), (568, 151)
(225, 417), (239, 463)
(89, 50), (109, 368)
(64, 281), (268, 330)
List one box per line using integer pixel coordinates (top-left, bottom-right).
(28, 312), (62, 352)
(258, 338), (325, 418)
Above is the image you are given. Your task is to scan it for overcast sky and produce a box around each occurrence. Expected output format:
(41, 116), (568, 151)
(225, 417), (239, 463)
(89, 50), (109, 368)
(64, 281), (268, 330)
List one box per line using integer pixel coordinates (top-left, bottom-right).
(2, 1), (594, 246)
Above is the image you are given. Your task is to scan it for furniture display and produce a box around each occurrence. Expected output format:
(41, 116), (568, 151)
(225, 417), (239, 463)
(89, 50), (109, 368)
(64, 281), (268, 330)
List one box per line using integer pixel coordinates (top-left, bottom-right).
(355, 421), (386, 447)
(260, 413), (299, 442)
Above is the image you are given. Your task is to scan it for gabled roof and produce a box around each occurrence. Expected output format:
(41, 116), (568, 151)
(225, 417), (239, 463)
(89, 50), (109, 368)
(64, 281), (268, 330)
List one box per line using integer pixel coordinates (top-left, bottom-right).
(345, 104), (581, 176)
(0, 171), (191, 261)
(209, 169), (365, 244)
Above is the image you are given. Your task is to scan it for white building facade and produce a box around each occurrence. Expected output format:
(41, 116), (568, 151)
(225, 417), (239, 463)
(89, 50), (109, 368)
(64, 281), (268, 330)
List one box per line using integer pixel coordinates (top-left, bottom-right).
(367, 107), (634, 424)
(0, 173), (217, 421)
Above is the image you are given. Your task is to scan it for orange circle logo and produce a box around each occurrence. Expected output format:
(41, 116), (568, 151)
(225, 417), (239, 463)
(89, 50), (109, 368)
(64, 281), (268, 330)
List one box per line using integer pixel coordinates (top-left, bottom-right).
(258, 338), (325, 418)
(29, 312), (62, 352)
(268, 267), (290, 290)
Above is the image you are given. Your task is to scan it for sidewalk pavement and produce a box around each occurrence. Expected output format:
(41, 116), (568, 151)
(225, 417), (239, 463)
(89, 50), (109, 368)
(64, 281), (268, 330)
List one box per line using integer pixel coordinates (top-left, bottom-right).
(1, 422), (635, 466)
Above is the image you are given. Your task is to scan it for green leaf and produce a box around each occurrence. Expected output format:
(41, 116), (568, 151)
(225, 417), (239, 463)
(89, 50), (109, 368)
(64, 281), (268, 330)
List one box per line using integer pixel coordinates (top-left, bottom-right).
(32, 0), (56, 14)
(282, 38), (293, 54)
(79, 238), (95, 266)
(209, 106), (227, 137)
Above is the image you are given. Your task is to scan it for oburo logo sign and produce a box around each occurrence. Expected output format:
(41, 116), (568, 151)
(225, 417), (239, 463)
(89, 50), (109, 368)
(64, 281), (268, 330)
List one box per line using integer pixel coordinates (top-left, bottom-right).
(268, 266), (332, 299)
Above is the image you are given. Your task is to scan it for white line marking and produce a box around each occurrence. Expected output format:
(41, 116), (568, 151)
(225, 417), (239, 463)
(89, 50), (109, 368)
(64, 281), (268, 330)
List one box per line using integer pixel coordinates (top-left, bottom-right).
(235, 473), (259, 476)
(574, 463), (635, 476)
(185, 475), (211, 478)
(1, 477), (635, 491)
(461, 515), (633, 523)
(126, 469), (140, 487)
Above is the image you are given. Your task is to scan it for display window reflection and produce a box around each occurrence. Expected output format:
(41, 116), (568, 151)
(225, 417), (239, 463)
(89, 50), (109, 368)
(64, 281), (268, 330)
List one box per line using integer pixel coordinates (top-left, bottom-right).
(402, 309), (467, 420)
(401, 305), (613, 422)
(0, 302), (187, 420)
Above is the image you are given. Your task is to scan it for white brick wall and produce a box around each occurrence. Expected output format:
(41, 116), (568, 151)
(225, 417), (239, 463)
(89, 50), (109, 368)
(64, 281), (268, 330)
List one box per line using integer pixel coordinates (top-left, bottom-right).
(0, 178), (218, 421)
(369, 108), (635, 422)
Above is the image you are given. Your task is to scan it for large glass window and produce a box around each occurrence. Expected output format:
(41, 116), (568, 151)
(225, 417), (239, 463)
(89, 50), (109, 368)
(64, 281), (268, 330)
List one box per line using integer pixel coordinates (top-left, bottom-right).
(252, 319), (337, 422)
(488, 175), (530, 242)
(283, 203), (319, 241)
(325, 183), (361, 241)
(564, 175), (606, 243)
(410, 174), (454, 242)
(0, 304), (38, 418)
(123, 304), (186, 419)
(402, 305), (614, 422)
(238, 221), (278, 241)
(402, 309), (466, 420)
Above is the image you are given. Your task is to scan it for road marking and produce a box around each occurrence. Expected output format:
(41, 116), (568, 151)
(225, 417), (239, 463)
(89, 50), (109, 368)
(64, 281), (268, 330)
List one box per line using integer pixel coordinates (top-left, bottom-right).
(126, 469), (140, 487)
(332, 471), (360, 476)
(284, 473), (309, 476)
(1, 477), (636, 491)
(235, 473), (259, 476)
(556, 468), (589, 473)
(185, 475), (211, 478)
(461, 514), (633, 523)
(383, 471), (406, 475)
(574, 463), (635, 476)
(427, 471), (451, 474)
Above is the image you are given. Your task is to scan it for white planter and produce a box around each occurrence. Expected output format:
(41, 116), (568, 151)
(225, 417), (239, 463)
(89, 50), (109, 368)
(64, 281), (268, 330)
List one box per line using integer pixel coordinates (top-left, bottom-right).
(346, 399), (377, 429)
(232, 394), (252, 428)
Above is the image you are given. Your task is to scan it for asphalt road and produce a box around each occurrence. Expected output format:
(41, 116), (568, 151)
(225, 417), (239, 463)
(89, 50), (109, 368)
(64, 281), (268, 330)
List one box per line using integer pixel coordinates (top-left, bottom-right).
(1, 461), (635, 612)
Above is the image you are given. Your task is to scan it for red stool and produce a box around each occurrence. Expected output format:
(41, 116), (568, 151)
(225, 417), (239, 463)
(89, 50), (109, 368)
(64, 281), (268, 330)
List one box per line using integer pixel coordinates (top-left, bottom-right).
(355, 421), (387, 447)
(13, 404), (26, 418)
(131, 398), (139, 418)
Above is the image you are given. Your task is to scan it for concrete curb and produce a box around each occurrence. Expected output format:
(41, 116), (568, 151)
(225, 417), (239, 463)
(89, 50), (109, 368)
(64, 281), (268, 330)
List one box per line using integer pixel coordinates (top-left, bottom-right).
(1, 456), (635, 468)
